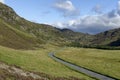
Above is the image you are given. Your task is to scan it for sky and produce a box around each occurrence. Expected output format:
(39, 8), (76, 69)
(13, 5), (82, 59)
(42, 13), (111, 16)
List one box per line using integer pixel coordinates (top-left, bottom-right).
(1, 0), (120, 34)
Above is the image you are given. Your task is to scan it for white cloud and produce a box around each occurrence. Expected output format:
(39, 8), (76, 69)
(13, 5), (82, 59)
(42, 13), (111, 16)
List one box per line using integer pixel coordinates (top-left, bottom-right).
(54, 0), (79, 17)
(55, 0), (75, 11)
(53, 22), (67, 29)
(0, 0), (4, 3)
(117, 0), (120, 14)
(92, 4), (102, 14)
(55, 14), (120, 34)
(118, 0), (120, 10)
(53, 0), (120, 34)
(54, 14), (120, 34)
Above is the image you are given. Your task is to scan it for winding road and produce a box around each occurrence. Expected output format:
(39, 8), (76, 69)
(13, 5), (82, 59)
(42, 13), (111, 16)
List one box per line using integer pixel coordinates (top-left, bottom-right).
(49, 52), (116, 80)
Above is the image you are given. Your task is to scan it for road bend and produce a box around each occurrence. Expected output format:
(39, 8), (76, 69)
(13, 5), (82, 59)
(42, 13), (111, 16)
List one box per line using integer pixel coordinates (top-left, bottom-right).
(49, 52), (116, 80)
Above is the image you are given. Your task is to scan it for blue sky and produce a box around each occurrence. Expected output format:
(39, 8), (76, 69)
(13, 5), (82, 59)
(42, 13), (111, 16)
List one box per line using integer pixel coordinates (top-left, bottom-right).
(1, 0), (120, 34)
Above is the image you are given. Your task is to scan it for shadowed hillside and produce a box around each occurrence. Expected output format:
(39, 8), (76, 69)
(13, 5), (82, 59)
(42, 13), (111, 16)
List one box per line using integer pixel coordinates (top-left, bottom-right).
(92, 28), (120, 46)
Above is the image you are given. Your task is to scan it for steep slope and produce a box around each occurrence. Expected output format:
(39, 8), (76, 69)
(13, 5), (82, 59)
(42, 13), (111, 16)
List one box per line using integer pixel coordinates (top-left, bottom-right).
(0, 3), (44, 49)
(1, 2), (120, 49)
(0, 2), (92, 49)
(0, 18), (39, 49)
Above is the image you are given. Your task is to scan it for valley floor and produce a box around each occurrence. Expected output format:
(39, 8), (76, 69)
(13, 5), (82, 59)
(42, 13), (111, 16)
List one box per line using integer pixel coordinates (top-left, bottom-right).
(56, 47), (120, 79)
(1, 45), (119, 80)
(0, 45), (93, 80)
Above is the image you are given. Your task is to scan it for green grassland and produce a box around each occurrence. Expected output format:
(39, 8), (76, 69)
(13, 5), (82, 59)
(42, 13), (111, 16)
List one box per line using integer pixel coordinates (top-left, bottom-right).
(0, 18), (39, 50)
(0, 2), (120, 80)
(56, 47), (120, 79)
(0, 45), (93, 80)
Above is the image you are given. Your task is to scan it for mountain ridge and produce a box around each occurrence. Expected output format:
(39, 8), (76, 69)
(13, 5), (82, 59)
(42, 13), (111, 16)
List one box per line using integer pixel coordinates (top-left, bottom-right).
(0, 2), (120, 49)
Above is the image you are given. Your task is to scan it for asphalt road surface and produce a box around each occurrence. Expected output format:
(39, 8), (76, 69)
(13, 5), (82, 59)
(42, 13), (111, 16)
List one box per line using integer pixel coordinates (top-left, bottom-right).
(49, 52), (116, 80)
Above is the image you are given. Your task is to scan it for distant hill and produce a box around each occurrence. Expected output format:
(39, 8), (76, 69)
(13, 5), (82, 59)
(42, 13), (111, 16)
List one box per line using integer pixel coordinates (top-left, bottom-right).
(0, 2), (120, 49)
(0, 2), (92, 49)
(92, 28), (120, 46)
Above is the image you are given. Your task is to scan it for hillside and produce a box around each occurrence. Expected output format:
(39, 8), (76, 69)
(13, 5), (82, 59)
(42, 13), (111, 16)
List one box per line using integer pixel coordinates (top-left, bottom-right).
(0, 2), (120, 49)
(0, 18), (40, 49)
(0, 2), (93, 49)
(0, 2), (120, 80)
(92, 28), (120, 46)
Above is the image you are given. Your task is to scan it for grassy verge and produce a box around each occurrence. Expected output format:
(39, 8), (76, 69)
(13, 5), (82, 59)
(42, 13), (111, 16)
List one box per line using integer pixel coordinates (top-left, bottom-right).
(0, 45), (93, 80)
(56, 47), (120, 79)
